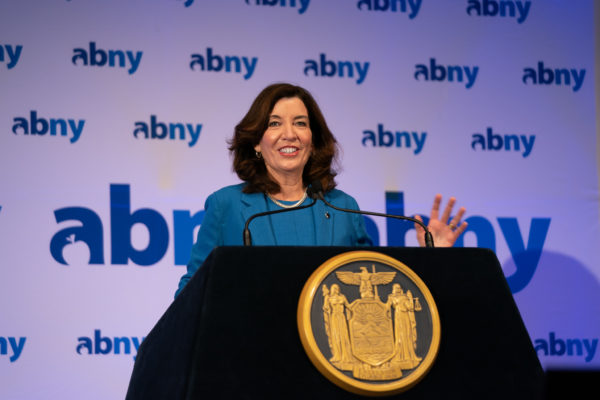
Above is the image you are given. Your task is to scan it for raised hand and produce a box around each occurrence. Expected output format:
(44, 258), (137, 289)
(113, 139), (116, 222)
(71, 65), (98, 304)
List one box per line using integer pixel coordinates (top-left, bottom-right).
(414, 194), (467, 247)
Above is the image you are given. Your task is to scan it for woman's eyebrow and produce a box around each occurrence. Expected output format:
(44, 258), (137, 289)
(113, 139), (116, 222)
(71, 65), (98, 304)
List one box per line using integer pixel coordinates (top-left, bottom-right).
(268, 114), (308, 120)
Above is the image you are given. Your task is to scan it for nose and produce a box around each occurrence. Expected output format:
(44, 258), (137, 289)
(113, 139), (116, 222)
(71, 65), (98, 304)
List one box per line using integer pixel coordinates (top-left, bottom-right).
(281, 120), (297, 140)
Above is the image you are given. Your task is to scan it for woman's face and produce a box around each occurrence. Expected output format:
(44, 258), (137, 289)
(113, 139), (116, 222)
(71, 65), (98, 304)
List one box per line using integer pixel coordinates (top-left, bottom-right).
(254, 97), (313, 184)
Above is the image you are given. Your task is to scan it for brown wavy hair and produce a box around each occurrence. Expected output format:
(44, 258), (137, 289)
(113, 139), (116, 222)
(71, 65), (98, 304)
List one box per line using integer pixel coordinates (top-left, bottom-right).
(228, 83), (339, 194)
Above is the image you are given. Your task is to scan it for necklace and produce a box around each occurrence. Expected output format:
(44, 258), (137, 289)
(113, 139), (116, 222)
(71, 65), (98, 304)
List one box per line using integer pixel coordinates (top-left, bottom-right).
(267, 190), (307, 209)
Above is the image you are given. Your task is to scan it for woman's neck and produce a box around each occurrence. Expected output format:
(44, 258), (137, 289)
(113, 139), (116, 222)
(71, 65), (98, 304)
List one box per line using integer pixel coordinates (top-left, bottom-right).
(270, 178), (305, 201)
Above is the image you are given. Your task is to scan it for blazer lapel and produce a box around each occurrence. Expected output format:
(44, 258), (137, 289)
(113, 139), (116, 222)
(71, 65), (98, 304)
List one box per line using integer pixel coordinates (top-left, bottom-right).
(240, 191), (277, 245)
(313, 197), (334, 246)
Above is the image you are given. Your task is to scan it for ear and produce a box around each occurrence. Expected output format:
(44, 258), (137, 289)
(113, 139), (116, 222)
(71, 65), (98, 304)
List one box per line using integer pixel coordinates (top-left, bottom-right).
(254, 144), (261, 152)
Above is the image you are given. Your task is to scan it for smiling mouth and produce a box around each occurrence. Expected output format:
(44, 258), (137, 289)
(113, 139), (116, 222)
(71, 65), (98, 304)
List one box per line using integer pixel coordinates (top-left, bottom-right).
(279, 146), (300, 154)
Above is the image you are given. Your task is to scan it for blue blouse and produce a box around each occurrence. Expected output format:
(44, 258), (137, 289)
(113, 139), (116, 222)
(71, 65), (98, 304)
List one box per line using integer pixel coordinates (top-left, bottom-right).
(264, 196), (317, 246)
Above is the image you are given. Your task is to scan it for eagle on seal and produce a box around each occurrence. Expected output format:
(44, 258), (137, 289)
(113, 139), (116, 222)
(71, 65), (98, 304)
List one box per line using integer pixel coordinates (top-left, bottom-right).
(336, 266), (396, 299)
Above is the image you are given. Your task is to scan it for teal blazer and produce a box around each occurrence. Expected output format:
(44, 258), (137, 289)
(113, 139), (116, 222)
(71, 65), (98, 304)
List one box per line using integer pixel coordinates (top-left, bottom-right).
(175, 183), (372, 296)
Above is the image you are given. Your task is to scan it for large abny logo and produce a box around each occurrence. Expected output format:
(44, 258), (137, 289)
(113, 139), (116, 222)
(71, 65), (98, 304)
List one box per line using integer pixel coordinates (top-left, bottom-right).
(72, 42), (143, 75)
(50, 185), (550, 294)
(379, 192), (550, 294)
(50, 184), (204, 267)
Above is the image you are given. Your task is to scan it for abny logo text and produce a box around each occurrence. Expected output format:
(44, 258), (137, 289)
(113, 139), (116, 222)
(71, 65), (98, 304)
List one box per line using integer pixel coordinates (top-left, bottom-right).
(245, 0), (310, 15)
(72, 42), (143, 75)
(414, 58), (479, 89)
(0, 44), (22, 69)
(12, 110), (85, 144)
(362, 123), (427, 154)
(466, 0), (531, 23)
(357, 0), (422, 19)
(133, 115), (202, 147)
(1, 336), (26, 363)
(304, 53), (369, 85)
(189, 47), (258, 80)
(77, 330), (144, 361)
(522, 62), (586, 92)
(50, 185), (550, 294)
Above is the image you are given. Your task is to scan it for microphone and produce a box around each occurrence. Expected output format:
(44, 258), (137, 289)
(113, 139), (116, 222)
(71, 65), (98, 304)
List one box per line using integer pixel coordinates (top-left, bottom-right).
(243, 192), (318, 246)
(309, 180), (435, 248)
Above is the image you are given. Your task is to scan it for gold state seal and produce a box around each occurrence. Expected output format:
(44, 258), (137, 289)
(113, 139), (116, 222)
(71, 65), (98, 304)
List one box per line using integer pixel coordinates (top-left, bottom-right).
(297, 251), (440, 396)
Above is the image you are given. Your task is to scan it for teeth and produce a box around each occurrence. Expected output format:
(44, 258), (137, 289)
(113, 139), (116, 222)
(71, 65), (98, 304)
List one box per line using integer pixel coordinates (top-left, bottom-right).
(280, 147), (298, 153)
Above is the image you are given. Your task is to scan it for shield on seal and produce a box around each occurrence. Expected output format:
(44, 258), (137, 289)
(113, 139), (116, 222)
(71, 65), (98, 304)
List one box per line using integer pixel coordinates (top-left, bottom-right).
(348, 298), (395, 365)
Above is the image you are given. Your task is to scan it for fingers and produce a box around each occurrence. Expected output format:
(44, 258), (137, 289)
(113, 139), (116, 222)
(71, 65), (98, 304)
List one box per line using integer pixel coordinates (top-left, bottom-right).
(414, 215), (426, 247)
(453, 221), (468, 237)
(414, 215), (424, 233)
(448, 206), (466, 228)
(440, 196), (456, 224)
(430, 194), (442, 221)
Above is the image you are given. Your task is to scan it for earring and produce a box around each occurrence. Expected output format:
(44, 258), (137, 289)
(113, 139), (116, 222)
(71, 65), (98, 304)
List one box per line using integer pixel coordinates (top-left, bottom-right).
(255, 151), (262, 159)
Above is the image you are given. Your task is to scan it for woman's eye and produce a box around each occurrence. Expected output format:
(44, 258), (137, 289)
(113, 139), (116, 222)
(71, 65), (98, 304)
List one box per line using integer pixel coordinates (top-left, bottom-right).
(295, 121), (307, 127)
(268, 120), (280, 127)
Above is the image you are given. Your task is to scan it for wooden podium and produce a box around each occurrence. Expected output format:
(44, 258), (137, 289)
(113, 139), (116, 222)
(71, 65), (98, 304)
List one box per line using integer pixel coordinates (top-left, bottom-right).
(126, 247), (544, 399)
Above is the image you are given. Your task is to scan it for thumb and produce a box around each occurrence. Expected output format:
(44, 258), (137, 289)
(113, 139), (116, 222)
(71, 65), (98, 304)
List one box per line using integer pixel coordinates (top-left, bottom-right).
(414, 215), (426, 247)
(414, 215), (425, 233)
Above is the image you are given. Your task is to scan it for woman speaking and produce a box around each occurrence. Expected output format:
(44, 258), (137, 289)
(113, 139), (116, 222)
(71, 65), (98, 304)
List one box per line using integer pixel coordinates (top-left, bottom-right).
(175, 83), (467, 297)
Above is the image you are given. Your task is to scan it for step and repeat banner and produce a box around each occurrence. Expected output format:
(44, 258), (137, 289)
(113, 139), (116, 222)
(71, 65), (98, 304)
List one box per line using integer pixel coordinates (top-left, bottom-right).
(1, 0), (599, 399)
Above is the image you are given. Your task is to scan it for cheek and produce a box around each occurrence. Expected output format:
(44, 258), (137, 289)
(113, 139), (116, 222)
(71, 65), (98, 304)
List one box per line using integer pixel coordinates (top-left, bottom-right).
(307, 134), (314, 155)
(303, 131), (313, 147)
(259, 132), (277, 149)
(255, 135), (270, 153)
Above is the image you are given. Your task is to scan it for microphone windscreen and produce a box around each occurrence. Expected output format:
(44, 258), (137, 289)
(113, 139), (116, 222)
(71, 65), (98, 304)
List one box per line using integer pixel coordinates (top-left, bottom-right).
(308, 180), (323, 199)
